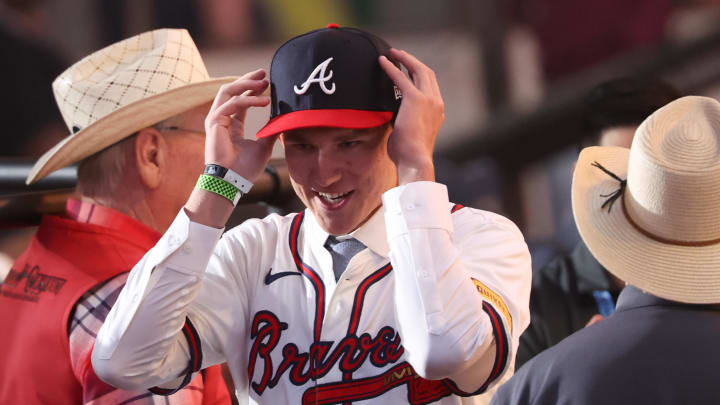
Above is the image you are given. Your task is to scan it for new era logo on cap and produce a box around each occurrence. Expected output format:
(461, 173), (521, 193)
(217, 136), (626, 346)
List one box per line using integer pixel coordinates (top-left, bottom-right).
(256, 25), (401, 138)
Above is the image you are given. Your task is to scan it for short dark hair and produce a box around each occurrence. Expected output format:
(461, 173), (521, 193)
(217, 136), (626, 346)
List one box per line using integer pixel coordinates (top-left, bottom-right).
(76, 117), (176, 199)
(583, 77), (682, 145)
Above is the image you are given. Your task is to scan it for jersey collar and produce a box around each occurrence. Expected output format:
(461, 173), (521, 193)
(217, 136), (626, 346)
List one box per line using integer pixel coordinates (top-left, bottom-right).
(304, 206), (390, 259)
(349, 207), (389, 258)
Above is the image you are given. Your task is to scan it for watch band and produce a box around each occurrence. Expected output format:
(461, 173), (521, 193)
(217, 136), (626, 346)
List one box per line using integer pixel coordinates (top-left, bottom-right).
(196, 174), (242, 206)
(204, 164), (253, 194)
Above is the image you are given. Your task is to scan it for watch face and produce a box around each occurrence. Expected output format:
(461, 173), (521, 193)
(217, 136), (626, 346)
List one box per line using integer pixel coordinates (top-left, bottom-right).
(205, 164), (228, 177)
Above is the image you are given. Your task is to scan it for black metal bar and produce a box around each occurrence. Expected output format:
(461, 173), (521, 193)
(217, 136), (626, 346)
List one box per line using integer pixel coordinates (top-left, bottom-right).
(0, 159), (77, 195)
(0, 159), (295, 226)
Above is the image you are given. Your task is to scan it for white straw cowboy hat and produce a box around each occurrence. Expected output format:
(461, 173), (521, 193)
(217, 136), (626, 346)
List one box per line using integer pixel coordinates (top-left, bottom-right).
(572, 95), (720, 304)
(26, 28), (236, 184)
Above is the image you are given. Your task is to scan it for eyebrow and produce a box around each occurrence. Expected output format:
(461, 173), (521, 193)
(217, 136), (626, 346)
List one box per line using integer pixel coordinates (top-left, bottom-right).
(282, 132), (310, 143)
(283, 129), (376, 143)
(337, 131), (375, 141)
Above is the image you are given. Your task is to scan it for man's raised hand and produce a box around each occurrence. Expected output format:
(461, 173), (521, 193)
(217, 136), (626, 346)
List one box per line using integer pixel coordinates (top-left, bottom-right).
(205, 69), (277, 183)
(379, 48), (444, 185)
(185, 69), (276, 227)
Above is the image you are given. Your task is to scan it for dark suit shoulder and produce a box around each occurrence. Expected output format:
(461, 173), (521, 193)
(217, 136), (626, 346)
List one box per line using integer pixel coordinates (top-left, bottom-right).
(498, 304), (720, 405)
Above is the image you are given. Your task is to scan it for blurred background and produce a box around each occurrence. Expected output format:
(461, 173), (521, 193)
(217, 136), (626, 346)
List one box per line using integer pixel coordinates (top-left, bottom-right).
(3, 0), (720, 280)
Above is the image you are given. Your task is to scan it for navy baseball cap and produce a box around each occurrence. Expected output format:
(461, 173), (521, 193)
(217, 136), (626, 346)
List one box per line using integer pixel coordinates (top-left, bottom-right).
(256, 24), (402, 138)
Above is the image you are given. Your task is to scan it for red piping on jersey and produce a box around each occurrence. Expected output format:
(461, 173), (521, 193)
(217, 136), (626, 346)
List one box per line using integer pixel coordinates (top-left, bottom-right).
(343, 263), (394, 385)
(442, 302), (510, 396)
(346, 263), (393, 336)
(184, 321), (202, 372)
(149, 317), (203, 396)
(289, 211), (326, 343)
(480, 302), (509, 387)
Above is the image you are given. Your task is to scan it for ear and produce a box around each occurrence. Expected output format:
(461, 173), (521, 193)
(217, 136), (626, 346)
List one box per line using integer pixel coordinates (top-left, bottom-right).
(134, 127), (167, 189)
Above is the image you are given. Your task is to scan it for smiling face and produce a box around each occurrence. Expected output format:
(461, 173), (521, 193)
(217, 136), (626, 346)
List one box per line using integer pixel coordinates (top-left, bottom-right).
(282, 125), (397, 235)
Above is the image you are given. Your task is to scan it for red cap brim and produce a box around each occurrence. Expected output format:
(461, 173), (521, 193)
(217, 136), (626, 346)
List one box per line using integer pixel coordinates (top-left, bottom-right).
(256, 109), (393, 138)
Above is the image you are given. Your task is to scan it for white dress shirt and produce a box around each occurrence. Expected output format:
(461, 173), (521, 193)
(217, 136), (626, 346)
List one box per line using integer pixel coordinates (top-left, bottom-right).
(93, 182), (531, 404)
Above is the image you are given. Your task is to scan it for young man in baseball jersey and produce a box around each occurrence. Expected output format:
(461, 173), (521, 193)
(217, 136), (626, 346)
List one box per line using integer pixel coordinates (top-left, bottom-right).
(93, 25), (531, 404)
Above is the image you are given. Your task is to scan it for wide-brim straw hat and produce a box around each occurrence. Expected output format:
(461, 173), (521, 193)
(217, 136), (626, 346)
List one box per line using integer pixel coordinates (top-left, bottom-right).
(572, 95), (720, 304)
(26, 28), (236, 184)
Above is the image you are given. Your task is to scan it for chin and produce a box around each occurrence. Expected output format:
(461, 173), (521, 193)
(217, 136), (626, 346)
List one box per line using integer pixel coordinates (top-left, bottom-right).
(319, 217), (357, 236)
(323, 223), (352, 236)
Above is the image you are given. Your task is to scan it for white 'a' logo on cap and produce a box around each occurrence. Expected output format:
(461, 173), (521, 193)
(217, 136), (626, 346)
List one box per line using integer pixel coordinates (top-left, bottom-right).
(294, 57), (336, 95)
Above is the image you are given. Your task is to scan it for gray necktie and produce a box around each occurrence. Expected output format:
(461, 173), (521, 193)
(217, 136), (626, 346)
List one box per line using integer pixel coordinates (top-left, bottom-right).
(324, 236), (366, 281)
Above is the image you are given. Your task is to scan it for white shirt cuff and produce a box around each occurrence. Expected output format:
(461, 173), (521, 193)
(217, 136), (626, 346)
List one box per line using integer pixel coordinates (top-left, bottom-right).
(160, 209), (225, 274)
(382, 181), (453, 240)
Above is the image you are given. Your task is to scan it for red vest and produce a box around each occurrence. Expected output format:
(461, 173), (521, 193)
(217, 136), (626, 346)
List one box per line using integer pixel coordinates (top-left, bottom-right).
(0, 201), (229, 404)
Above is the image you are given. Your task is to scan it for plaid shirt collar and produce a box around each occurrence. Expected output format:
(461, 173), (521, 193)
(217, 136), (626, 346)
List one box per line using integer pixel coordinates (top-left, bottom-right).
(63, 198), (160, 249)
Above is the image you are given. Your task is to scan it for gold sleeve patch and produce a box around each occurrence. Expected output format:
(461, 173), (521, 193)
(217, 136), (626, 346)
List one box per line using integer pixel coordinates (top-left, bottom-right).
(472, 278), (513, 334)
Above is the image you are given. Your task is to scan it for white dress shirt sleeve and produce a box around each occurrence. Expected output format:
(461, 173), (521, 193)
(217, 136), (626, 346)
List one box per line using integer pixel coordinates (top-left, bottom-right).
(382, 181), (531, 393)
(92, 209), (253, 393)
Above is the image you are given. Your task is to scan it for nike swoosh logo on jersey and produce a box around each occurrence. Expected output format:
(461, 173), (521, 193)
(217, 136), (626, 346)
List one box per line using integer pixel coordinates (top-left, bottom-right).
(264, 267), (302, 285)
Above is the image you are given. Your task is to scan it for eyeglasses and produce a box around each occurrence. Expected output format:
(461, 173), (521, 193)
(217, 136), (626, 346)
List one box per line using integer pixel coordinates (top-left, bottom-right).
(155, 125), (205, 135)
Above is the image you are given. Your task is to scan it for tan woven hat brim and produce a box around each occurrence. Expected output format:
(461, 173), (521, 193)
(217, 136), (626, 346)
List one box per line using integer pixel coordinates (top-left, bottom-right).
(26, 76), (236, 184)
(572, 146), (720, 304)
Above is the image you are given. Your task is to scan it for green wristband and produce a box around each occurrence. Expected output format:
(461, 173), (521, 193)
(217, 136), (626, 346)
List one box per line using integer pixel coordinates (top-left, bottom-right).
(196, 174), (241, 205)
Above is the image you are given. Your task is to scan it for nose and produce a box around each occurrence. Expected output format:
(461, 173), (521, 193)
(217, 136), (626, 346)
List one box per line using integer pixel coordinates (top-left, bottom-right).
(314, 149), (342, 188)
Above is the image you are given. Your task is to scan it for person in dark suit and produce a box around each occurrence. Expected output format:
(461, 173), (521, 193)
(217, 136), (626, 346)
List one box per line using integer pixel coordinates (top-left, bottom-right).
(493, 95), (720, 405)
(516, 77), (681, 367)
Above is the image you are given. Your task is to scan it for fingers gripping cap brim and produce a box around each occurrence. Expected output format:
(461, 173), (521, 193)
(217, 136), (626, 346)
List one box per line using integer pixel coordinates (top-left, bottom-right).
(256, 109), (394, 138)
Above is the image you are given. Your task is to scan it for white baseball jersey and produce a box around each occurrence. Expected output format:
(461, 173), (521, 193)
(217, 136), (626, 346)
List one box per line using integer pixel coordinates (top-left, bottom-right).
(93, 182), (531, 404)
